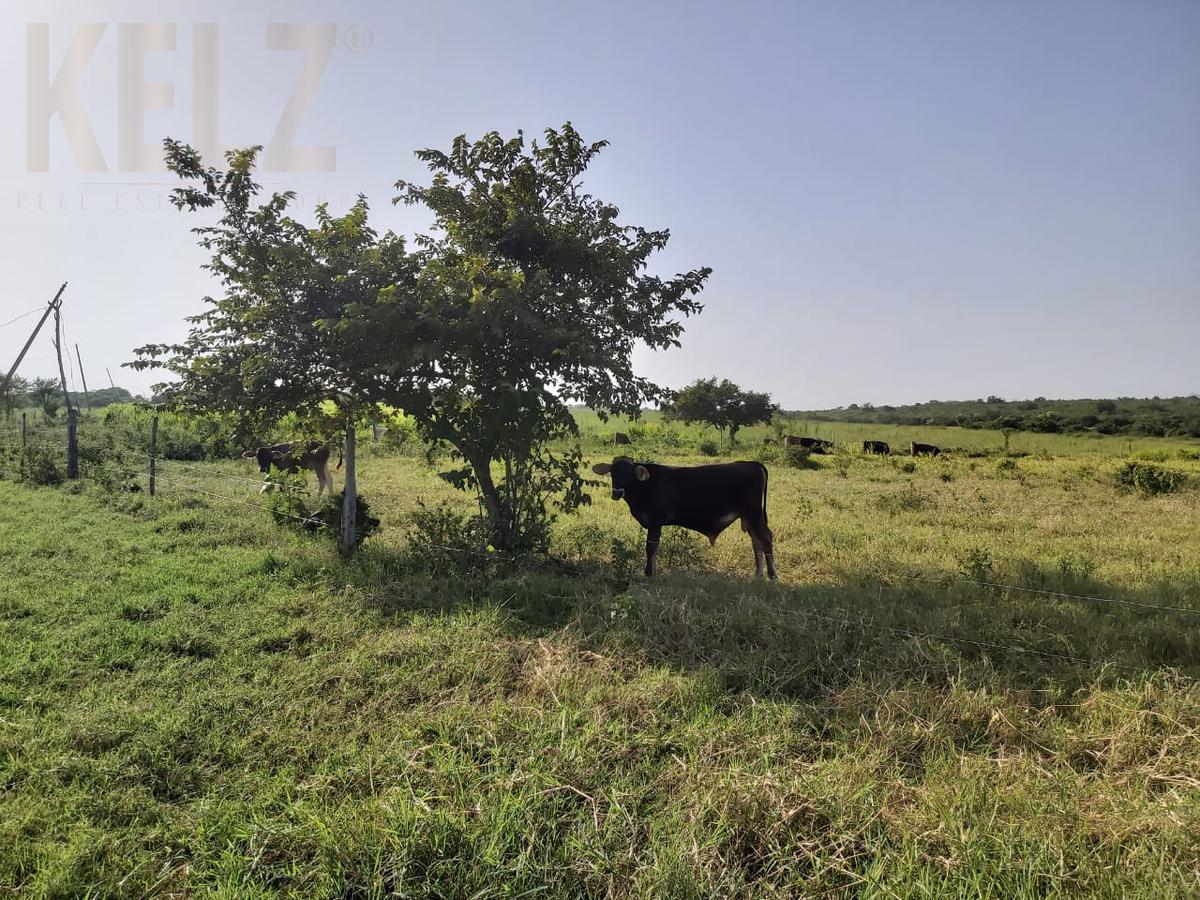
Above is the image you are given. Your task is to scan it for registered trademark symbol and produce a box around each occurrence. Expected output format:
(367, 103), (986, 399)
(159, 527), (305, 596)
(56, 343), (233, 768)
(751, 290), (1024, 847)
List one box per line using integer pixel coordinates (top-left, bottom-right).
(344, 25), (373, 53)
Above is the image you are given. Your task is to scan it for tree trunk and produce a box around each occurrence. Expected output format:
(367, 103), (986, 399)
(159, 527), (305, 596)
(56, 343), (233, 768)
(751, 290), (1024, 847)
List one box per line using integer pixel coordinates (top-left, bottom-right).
(467, 452), (506, 550)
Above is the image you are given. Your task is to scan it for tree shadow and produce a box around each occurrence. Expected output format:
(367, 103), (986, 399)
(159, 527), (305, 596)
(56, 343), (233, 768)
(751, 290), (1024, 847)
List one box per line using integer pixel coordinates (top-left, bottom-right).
(338, 541), (1200, 702)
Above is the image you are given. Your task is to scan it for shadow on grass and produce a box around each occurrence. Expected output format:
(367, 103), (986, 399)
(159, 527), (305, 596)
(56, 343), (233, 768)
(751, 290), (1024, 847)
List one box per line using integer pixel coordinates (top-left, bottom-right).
(330, 540), (1200, 702)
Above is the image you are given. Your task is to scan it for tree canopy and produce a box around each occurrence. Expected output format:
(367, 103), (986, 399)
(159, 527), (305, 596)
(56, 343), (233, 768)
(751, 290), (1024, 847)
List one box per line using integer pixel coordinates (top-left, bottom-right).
(664, 377), (778, 442)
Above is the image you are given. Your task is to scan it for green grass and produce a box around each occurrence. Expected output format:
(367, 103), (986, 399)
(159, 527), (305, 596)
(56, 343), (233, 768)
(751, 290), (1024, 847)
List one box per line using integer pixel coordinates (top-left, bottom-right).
(2, 435), (1200, 897)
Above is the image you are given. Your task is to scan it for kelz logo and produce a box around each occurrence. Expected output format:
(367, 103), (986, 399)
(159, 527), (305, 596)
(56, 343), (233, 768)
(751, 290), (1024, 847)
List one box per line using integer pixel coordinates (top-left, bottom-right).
(26, 23), (339, 173)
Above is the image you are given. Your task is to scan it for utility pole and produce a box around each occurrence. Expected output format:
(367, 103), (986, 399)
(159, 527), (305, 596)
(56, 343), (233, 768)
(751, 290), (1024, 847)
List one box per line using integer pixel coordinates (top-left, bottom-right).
(74, 344), (92, 411)
(52, 306), (72, 417)
(52, 299), (79, 480)
(3, 282), (65, 391)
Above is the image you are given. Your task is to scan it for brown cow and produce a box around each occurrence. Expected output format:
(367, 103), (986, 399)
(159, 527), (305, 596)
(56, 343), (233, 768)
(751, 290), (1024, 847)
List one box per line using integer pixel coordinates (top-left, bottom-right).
(863, 440), (890, 455)
(910, 441), (941, 457)
(243, 441), (342, 497)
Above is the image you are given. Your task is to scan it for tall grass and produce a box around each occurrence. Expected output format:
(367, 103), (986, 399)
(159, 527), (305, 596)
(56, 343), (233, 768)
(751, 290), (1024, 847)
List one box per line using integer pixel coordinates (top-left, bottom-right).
(1, 431), (1199, 896)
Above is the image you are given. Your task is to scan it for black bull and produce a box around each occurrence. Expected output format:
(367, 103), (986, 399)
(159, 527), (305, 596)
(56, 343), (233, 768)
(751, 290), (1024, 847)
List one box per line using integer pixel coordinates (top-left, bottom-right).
(592, 457), (776, 579)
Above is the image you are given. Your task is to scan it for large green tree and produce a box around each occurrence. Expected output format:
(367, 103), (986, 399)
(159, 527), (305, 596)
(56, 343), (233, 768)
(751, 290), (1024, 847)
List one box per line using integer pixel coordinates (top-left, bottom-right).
(28, 377), (61, 423)
(664, 377), (778, 444)
(383, 125), (711, 551)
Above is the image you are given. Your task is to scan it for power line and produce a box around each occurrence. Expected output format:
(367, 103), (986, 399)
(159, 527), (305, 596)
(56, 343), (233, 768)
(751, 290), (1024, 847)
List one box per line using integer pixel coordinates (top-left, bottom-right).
(0, 307), (43, 330)
(887, 573), (1200, 618)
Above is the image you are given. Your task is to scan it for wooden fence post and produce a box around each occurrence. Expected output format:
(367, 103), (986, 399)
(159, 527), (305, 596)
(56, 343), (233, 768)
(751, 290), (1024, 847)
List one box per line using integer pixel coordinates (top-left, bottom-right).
(21, 412), (26, 448)
(340, 422), (357, 558)
(149, 415), (158, 496)
(66, 408), (78, 479)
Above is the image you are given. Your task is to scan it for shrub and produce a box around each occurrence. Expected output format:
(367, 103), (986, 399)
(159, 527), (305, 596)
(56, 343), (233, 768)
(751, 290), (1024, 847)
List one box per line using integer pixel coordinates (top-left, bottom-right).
(784, 445), (819, 469)
(16, 445), (65, 486)
(264, 474), (380, 550)
(697, 438), (721, 457)
(405, 501), (494, 574)
(957, 546), (994, 581)
(754, 443), (781, 464)
(875, 483), (935, 515)
(101, 403), (249, 461)
(310, 491), (381, 550)
(1115, 462), (1190, 497)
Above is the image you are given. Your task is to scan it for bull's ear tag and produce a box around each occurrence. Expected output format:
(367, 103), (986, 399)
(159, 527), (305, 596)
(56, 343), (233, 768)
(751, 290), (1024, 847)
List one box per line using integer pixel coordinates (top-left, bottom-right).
(634, 466), (650, 482)
(592, 463), (612, 475)
(241, 450), (257, 459)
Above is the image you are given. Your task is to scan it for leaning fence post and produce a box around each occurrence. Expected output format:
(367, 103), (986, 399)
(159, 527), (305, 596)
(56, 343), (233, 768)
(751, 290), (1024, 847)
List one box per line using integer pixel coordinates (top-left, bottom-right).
(149, 415), (158, 496)
(66, 407), (78, 478)
(340, 422), (358, 558)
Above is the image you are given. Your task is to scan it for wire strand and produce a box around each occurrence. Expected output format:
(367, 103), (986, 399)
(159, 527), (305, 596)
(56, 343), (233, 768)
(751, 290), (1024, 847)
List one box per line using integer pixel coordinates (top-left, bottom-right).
(887, 572), (1200, 618)
(0, 306), (43, 329)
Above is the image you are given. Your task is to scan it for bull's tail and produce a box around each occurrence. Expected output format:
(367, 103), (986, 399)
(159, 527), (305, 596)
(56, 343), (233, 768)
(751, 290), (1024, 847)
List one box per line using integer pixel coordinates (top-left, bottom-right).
(759, 462), (769, 525)
(336, 445), (344, 471)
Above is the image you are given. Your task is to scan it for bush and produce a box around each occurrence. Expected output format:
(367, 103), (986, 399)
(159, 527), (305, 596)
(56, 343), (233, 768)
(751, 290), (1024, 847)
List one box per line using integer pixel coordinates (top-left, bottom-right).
(875, 483), (935, 515)
(405, 501), (494, 574)
(957, 547), (994, 581)
(101, 404), (249, 461)
(697, 438), (721, 457)
(1115, 462), (1190, 497)
(784, 445), (819, 469)
(310, 491), (381, 550)
(754, 443), (781, 464)
(263, 474), (380, 549)
(15, 445), (65, 486)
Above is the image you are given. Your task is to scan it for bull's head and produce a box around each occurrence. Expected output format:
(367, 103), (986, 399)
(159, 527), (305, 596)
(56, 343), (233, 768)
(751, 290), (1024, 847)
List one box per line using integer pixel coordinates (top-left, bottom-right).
(592, 456), (650, 500)
(242, 447), (288, 474)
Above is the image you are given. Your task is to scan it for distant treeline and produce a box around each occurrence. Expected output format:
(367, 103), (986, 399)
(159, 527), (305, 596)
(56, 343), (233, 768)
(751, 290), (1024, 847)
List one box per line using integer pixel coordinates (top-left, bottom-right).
(793, 396), (1200, 438)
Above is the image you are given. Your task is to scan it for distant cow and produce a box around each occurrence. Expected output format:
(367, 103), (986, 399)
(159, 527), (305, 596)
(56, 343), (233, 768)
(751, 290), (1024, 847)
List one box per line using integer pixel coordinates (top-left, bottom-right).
(592, 456), (776, 579)
(911, 441), (941, 457)
(786, 436), (834, 454)
(863, 440), (890, 455)
(243, 441), (342, 497)
(613, 432), (631, 446)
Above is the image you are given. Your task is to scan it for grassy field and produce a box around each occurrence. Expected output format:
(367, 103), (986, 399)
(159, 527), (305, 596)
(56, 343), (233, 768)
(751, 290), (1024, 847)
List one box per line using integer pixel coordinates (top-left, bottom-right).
(569, 407), (1200, 458)
(3, 427), (1200, 896)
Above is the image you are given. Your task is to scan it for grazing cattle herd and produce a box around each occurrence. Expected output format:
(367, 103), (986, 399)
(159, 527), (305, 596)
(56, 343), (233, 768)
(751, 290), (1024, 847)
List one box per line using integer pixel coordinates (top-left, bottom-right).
(763, 435), (940, 457)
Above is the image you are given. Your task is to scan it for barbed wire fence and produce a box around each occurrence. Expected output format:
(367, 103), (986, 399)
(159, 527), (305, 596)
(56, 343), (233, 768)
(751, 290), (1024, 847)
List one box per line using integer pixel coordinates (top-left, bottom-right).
(3, 414), (1198, 679)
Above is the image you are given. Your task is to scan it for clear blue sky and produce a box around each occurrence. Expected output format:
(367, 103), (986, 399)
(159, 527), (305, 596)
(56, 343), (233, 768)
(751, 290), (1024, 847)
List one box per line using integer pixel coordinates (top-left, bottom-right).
(2, 0), (1197, 407)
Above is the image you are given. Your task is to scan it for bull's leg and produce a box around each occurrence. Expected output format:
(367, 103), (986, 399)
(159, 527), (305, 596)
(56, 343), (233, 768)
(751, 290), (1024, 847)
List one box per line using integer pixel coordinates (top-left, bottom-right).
(645, 525), (662, 577)
(749, 516), (777, 580)
(752, 535), (765, 578)
(314, 465), (327, 499)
